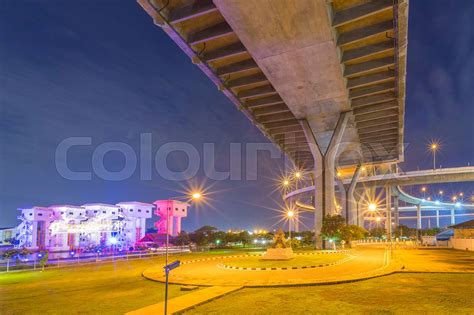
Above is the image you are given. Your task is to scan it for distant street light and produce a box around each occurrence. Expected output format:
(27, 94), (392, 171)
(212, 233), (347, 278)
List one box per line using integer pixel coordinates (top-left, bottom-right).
(294, 172), (301, 179)
(430, 142), (439, 170)
(368, 203), (377, 211)
(287, 210), (295, 247)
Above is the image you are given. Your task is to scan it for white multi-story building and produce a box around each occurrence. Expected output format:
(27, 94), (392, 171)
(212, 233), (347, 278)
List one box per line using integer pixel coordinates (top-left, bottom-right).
(116, 201), (154, 245)
(9, 199), (188, 251)
(13, 201), (153, 251)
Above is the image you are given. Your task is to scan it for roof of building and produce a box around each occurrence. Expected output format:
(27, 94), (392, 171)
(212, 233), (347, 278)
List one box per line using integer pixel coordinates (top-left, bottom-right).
(49, 205), (85, 209)
(116, 201), (155, 207)
(450, 219), (474, 229)
(0, 227), (15, 231)
(153, 200), (189, 206)
(81, 203), (120, 209)
(18, 206), (51, 211)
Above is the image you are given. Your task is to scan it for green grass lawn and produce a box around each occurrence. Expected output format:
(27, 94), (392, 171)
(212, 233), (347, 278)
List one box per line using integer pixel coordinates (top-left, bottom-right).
(225, 253), (347, 268)
(184, 273), (474, 314)
(0, 250), (247, 315)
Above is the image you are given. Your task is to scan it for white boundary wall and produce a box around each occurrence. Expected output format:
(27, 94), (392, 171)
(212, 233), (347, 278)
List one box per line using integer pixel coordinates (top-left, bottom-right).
(451, 238), (474, 251)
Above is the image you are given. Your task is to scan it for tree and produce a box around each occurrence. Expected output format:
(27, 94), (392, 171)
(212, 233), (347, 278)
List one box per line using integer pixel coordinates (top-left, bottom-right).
(209, 231), (226, 246)
(394, 225), (416, 238)
(39, 250), (49, 271)
(236, 231), (251, 247)
(174, 231), (190, 246)
(189, 226), (218, 246)
(340, 225), (368, 244)
(321, 214), (346, 241)
(369, 227), (386, 238)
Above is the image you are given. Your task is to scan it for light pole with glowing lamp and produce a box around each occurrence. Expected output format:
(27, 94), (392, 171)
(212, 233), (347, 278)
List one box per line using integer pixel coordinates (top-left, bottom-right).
(164, 191), (202, 315)
(430, 143), (439, 170)
(165, 192), (202, 267)
(287, 210), (294, 248)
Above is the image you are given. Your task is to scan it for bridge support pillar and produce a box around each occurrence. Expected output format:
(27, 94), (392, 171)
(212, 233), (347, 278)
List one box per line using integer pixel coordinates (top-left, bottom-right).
(436, 210), (440, 228)
(450, 209), (455, 225)
(345, 165), (361, 225)
(385, 186), (392, 240)
(394, 195), (399, 228)
(300, 112), (349, 249)
(336, 179), (346, 219)
(416, 204), (422, 229)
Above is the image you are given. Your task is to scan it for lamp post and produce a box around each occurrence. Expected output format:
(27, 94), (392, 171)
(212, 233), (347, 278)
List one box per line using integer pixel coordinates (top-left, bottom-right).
(287, 210), (294, 248)
(165, 192), (202, 267)
(430, 143), (438, 170)
(163, 192), (202, 315)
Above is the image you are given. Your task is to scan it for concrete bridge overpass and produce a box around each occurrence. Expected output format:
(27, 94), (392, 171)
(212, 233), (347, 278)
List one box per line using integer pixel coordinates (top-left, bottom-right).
(284, 166), (474, 231)
(139, 0), (409, 247)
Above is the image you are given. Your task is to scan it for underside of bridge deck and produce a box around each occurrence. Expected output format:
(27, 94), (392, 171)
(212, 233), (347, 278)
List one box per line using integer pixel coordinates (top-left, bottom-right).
(138, 0), (409, 248)
(138, 0), (408, 171)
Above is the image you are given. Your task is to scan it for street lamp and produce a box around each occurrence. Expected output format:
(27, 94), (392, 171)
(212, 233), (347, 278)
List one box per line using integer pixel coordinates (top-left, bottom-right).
(430, 142), (439, 170)
(421, 186), (427, 198)
(165, 192), (203, 267)
(368, 203), (377, 211)
(287, 210), (294, 247)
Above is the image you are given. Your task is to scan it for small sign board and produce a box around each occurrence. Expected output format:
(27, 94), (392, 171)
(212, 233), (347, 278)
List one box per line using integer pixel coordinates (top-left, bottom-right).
(164, 260), (180, 272)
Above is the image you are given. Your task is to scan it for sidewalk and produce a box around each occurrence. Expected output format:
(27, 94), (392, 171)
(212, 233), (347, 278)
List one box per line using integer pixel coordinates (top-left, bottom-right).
(126, 286), (243, 315)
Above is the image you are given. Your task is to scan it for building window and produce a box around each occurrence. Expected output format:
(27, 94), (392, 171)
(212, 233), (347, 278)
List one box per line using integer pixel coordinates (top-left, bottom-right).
(146, 210), (149, 213)
(182, 209), (185, 212)
(69, 212), (73, 215)
(94, 210), (98, 213)
(61, 212), (64, 214)
(29, 213), (33, 216)
(103, 211), (106, 214)
(130, 209), (134, 212)
(138, 209), (142, 212)
(38, 213), (43, 216)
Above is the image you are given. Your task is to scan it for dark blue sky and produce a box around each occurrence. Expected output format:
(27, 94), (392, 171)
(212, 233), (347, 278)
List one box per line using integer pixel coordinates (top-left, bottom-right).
(1, 1), (473, 230)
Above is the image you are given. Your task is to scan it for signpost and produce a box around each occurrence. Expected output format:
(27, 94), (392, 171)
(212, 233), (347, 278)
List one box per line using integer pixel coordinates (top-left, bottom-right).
(164, 260), (180, 315)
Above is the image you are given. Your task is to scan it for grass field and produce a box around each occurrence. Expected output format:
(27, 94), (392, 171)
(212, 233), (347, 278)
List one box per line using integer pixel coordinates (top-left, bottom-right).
(225, 253), (347, 268)
(0, 250), (246, 315)
(184, 273), (474, 314)
(2, 248), (473, 314)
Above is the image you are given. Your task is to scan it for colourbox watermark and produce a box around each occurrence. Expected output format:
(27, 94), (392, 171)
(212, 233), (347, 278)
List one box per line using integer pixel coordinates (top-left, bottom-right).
(55, 133), (284, 181)
(55, 133), (403, 181)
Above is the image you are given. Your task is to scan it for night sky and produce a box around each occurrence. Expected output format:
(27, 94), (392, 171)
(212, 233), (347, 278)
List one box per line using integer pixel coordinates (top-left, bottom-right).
(1, 1), (473, 231)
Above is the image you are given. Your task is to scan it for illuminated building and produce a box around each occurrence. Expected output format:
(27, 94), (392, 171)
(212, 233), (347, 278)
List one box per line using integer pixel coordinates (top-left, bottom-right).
(13, 201), (157, 251)
(153, 200), (189, 236)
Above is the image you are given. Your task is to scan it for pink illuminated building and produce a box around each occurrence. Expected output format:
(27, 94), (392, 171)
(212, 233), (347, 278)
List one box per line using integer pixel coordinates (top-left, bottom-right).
(153, 200), (189, 236)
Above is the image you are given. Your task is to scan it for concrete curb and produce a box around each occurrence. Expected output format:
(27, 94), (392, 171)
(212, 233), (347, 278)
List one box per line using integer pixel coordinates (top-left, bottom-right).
(180, 250), (348, 266)
(217, 255), (354, 271)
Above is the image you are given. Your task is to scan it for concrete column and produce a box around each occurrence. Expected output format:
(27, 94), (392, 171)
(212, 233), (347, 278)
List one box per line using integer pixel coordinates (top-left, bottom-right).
(393, 195), (399, 228)
(346, 165), (361, 225)
(336, 178), (346, 219)
(416, 204), (421, 229)
(385, 186), (392, 240)
(294, 209), (300, 233)
(450, 209), (455, 225)
(436, 210), (440, 228)
(300, 112), (349, 249)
